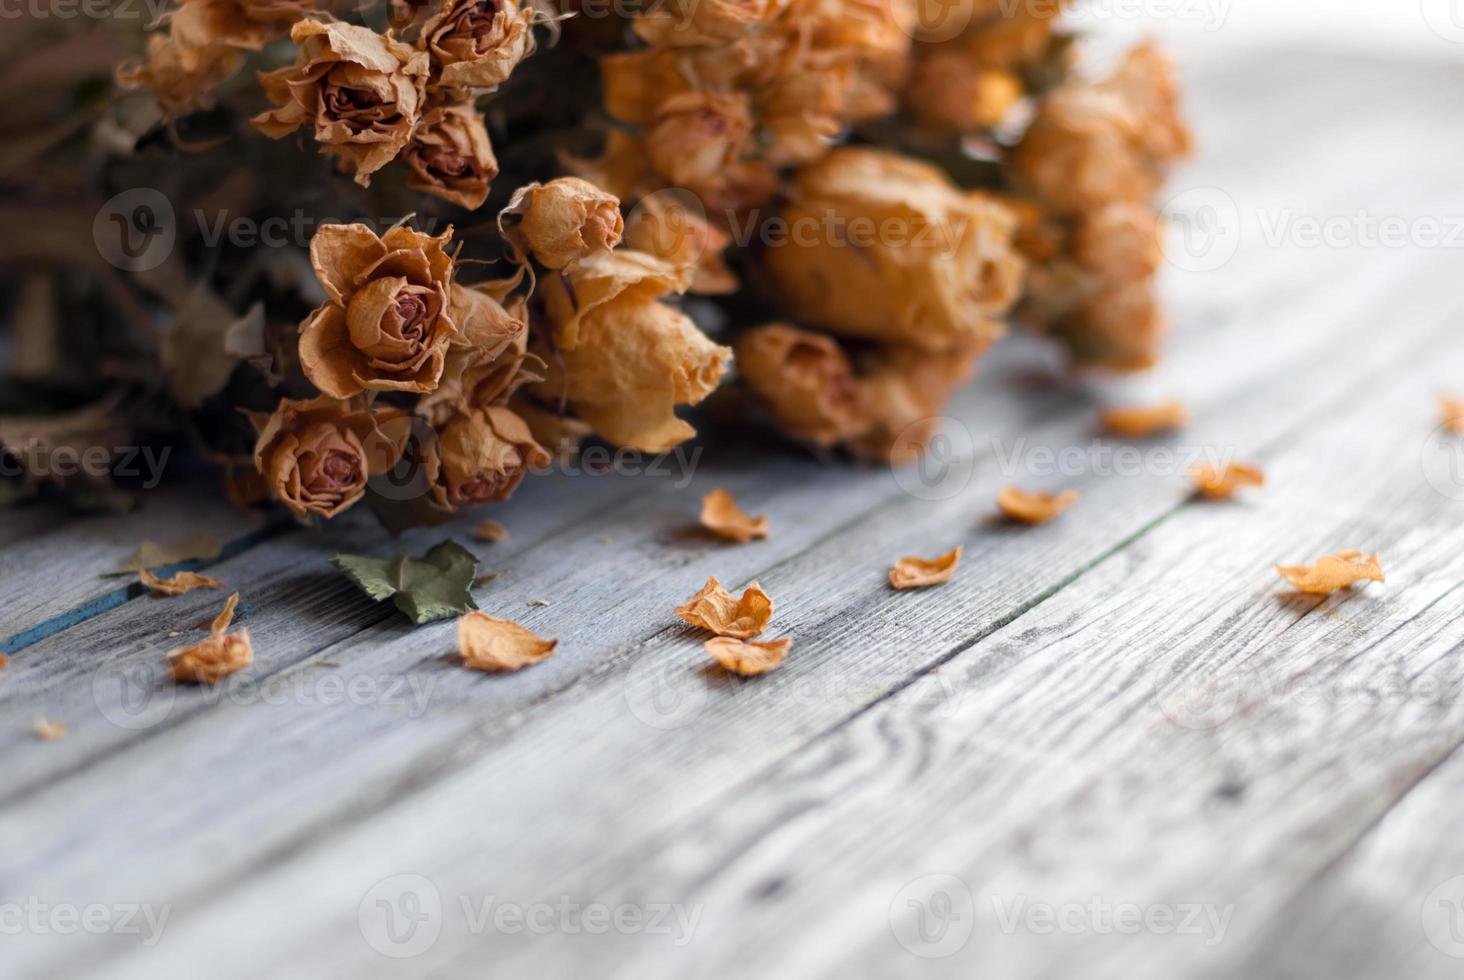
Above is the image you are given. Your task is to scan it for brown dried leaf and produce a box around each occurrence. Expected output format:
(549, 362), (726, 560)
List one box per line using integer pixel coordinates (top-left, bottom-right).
(1276, 551), (1385, 595)
(700, 488), (769, 543)
(705, 636), (792, 676)
(473, 519), (511, 543)
(997, 487), (1079, 525)
(138, 569), (225, 596)
(457, 611), (556, 671)
(1191, 462), (1265, 500)
(1100, 401), (1189, 438)
(675, 577), (773, 638)
(889, 547), (962, 590)
(1442, 395), (1464, 434)
(0, 654), (8, 669)
(111, 534), (222, 574)
(33, 718), (67, 741)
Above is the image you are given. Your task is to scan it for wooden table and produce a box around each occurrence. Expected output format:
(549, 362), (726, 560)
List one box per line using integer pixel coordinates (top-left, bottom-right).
(5, 46), (1464, 979)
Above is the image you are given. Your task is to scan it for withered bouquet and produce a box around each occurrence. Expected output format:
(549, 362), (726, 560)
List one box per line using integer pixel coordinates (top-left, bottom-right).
(0, 0), (1190, 528)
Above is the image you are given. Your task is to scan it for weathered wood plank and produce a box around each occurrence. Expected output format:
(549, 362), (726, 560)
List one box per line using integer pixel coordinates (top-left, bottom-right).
(1226, 745), (1464, 980)
(3, 49), (1460, 980)
(0, 486), (270, 652)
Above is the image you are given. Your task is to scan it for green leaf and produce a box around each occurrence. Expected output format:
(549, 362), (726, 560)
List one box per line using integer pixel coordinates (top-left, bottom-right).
(330, 540), (480, 625)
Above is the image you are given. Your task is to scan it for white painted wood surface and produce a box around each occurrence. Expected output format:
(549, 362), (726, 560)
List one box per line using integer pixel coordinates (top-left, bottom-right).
(3, 49), (1463, 980)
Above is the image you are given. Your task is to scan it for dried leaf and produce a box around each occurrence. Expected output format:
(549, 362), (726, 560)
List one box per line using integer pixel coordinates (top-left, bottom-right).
(1191, 462), (1265, 500)
(109, 533), (222, 575)
(0, 654), (7, 669)
(457, 611), (556, 671)
(1442, 395), (1464, 434)
(473, 519), (511, 543)
(705, 636), (791, 676)
(331, 540), (479, 624)
(997, 487), (1080, 525)
(700, 488), (769, 543)
(675, 577), (773, 638)
(33, 718), (67, 741)
(1100, 401), (1189, 438)
(889, 547), (963, 590)
(1276, 551), (1385, 595)
(138, 569), (225, 596)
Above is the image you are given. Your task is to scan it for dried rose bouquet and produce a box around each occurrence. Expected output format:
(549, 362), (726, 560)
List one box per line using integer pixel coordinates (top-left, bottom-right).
(1, 0), (1190, 527)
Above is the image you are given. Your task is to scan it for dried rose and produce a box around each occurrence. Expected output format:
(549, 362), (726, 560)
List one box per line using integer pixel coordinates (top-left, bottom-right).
(1191, 462), (1264, 500)
(996, 487), (1079, 525)
(851, 342), (987, 465)
(502, 178), (624, 270)
(252, 395), (411, 520)
(300, 224), (460, 398)
(705, 636), (791, 676)
(624, 193), (736, 295)
(1276, 551), (1385, 596)
(457, 611), (556, 671)
(117, 35), (244, 118)
(534, 250), (731, 452)
(429, 405), (550, 510)
(700, 488), (769, 543)
(675, 577), (773, 638)
(421, 0), (537, 93)
(635, 0), (790, 47)
(735, 324), (866, 449)
(766, 148), (1025, 352)
(253, 21), (429, 186)
(889, 547), (962, 590)
(405, 102), (499, 210)
(169, 0), (318, 66)
(907, 54), (1023, 133)
(1014, 43), (1190, 216)
(646, 91), (754, 193)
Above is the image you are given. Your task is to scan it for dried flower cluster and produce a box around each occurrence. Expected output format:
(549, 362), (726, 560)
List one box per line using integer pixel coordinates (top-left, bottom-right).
(8, 1), (1193, 533)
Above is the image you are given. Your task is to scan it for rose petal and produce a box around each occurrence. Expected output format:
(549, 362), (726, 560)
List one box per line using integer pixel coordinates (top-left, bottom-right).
(1191, 462), (1264, 500)
(1442, 395), (1464, 434)
(169, 630), (254, 685)
(705, 636), (792, 676)
(889, 546), (962, 590)
(457, 611), (556, 671)
(1100, 401), (1189, 438)
(1276, 551), (1385, 595)
(997, 487), (1080, 525)
(299, 304), (371, 399)
(473, 519), (510, 542)
(700, 488), (769, 543)
(675, 577), (773, 638)
(139, 569), (226, 596)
